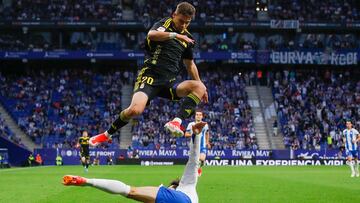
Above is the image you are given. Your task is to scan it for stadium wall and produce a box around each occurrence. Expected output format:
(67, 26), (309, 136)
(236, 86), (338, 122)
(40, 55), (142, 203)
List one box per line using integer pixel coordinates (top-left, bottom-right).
(0, 136), (31, 166)
(0, 50), (358, 66)
(34, 148), (347, 166)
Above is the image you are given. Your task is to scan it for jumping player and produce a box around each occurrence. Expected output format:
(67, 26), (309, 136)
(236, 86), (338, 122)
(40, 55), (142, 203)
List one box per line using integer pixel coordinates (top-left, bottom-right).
(63, 122), (207, 203)
(185, 110), (209, 176)
(343, 120), (360, 177)
(89, 2), (208, 146)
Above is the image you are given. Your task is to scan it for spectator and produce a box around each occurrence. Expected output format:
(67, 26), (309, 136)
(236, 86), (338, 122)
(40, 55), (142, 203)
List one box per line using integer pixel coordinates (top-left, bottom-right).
(273, 120), (278, 136)
(28, 153), (35, 167)
(272, 69), (360, 150)
(35, 154), (43, 165)
(56, 155), (63, 166)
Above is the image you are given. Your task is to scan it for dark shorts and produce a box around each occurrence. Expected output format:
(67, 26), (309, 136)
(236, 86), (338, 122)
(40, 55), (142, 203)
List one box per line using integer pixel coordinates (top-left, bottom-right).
(133, 67), (181, 104)
(155, 186), (191, 203)
(80, 148), (89, 159)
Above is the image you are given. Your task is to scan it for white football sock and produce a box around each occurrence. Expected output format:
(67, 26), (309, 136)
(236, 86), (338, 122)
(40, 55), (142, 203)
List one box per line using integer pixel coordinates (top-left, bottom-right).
(350, 161), (355, 174)
(356, 160), (359, 174)
(86, 178), (131, 197)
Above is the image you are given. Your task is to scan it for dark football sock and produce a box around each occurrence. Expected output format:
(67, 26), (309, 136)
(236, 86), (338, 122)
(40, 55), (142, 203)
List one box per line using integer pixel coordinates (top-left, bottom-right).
(107, 111), (130, 135)
(177, 93), (201, 120)
(200, 160), (205, 167)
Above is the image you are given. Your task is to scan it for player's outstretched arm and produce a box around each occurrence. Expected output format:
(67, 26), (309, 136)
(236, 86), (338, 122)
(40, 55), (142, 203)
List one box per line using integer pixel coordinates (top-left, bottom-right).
(148, 30), (195, 44)
(183, 59), (200, 81)
(206, 130), (211, 148)
(355, 135), (360, 143)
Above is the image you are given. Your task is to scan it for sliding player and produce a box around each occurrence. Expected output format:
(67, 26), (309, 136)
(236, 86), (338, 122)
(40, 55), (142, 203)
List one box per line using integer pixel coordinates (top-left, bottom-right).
(63, 122), (207, 203)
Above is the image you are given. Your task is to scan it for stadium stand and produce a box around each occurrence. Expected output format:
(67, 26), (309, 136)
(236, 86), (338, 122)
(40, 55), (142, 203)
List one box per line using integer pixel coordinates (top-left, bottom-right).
(0, 0), (359, 152)
(1, 0), (359, 21)
(0, 112), (22, 145)
(0, 68), (257, 150)
(0, 68), (131, 148)
(272, 69), (360, 150)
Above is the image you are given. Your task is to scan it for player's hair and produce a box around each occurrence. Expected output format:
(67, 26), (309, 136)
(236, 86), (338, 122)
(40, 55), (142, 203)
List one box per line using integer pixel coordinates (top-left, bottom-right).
(195, 109), (205, 117)
(175, 2), (196, 17)
(168, 178), (180, 189)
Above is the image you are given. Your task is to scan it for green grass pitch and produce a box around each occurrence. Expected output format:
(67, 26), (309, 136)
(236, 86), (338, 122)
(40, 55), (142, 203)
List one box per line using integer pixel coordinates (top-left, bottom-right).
(0, 165), (359, 203)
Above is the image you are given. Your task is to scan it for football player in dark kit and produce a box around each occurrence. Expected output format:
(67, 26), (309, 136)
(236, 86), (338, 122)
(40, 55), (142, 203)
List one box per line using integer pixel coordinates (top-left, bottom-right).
(77, 131), (90, 172)
(89, 2), (208, 146)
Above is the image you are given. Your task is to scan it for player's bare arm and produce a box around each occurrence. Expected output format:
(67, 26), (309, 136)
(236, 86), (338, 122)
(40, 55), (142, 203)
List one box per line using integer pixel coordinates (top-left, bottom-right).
(183, 59), (208, 103)
(147, 30), (195, 44)
(206, 131), (210, 148)
(355, 135), (360, 143)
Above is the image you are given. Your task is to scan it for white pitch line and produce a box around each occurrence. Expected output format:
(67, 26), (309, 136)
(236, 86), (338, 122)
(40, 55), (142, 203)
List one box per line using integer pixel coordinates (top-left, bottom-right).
(0, 166), (53, 172)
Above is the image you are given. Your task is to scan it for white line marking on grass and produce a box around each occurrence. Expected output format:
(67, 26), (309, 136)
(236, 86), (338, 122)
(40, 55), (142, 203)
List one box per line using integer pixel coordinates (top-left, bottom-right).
(0, 166), (53, 172)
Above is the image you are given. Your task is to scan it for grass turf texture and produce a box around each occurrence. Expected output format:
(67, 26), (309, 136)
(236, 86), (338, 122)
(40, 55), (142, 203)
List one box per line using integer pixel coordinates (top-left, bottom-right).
(0, 165), (359, 203)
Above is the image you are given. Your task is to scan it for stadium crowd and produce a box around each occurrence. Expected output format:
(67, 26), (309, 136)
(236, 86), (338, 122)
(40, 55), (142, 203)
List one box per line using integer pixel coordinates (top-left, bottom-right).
(0, 0), (256, 21)
(268, 0), (359, 22)
(2, 67), (360, 151)
(272, 69), (360, 150)
(0, 1), (359, 52)
(1, 0), (358, 22)
(0, 112), (22, 145)
(1, 32), (358, 53)
(0, 69), (135, 148)
(0, 68), (257, 150)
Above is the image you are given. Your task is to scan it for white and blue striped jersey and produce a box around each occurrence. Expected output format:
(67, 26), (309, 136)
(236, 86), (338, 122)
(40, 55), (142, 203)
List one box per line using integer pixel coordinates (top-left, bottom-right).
(343, 128), (359, 151)
(186, 122), (209, 152)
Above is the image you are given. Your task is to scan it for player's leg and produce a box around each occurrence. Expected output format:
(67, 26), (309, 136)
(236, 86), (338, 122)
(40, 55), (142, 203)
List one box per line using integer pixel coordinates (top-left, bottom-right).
(199, 133), (207, 166)
(84, 156), (90, 172)
(197, 134), (207, 176)
(199, 153), (206, 165)
(81, 156), (85, 167)
(176, 123), (205, 201)
(177, 122), (205, 188)
(175, 80), (206, 100)
(346, 154), (355, 177)
(90, 92), (148, 146)
(63, 175), (158, 203)
(198, 153), (206, 177)
(355, 154), (359, 177)
(109, 91), (149, 133)
(350, 158), (356, 177)
(164, 80), (206, 135)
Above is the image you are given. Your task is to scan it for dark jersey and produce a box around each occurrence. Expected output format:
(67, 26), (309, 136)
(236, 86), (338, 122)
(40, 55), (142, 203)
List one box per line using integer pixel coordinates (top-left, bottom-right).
(78, 136), (89, 151)
(144, 17), (194, 78)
